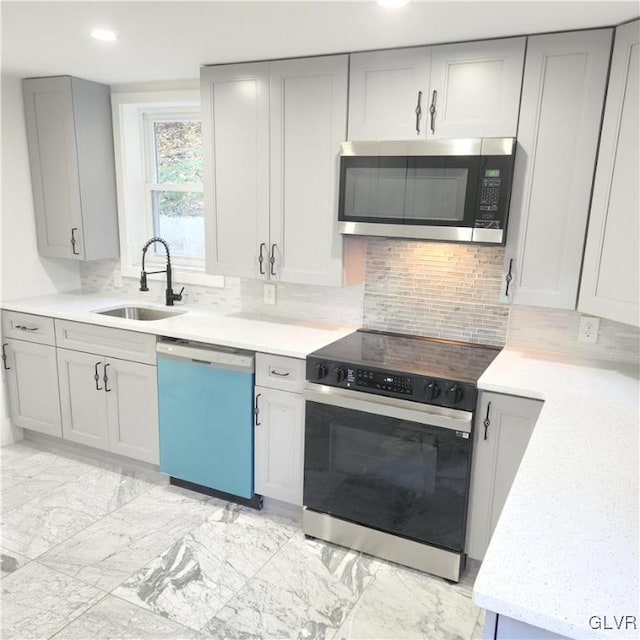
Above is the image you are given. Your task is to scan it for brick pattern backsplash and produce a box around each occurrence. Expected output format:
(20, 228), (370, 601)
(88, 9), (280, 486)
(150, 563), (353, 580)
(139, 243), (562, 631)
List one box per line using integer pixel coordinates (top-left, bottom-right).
(79, 261), (364, 327)
(363, 239), (510, 346)
(506, 305), (640, 365)
(80, 243), (639, 364)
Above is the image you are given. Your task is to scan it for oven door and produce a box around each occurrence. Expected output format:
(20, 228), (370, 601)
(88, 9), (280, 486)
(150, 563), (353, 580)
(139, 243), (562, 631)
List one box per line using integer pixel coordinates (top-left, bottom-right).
(303, 384), (473, 553)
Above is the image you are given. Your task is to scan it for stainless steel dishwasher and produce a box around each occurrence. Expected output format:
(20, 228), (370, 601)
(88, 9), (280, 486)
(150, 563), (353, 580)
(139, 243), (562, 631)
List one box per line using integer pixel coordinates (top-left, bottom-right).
(156, 337), (261, 508)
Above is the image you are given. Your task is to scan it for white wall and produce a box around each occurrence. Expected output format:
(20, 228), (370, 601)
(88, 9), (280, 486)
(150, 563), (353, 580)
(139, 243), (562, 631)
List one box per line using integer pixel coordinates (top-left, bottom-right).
(0, 73), (82, 445)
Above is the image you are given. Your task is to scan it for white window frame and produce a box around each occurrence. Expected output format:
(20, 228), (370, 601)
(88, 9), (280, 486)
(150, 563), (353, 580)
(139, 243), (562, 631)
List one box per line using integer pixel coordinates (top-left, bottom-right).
(112, 90), (223, 287)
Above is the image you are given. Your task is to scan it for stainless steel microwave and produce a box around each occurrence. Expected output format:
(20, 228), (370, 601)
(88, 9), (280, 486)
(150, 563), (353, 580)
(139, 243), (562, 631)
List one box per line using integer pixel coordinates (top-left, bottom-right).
(338, 138), (516, 244)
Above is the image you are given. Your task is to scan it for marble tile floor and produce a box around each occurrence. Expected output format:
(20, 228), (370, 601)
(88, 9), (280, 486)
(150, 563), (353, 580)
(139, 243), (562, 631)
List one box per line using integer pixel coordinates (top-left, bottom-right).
(1, 440), (485, 640)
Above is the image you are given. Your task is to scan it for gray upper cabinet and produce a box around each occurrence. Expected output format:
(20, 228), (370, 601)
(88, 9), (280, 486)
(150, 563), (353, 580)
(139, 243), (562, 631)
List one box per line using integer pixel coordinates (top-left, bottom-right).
(348, 47), (431, 140)
(502, 29), (612, 309)
(428, 37), (525, 138)
(202, 55), (365, 286)
(201, 62), (270, 279)
(348, 38), (525, 140)
(23, 76), (119, 261)
(579, 20), (640, 327)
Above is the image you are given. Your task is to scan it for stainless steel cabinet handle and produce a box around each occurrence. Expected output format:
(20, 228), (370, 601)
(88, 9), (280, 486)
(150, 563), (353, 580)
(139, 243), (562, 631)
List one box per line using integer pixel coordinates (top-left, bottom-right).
(429, 90), (437, 134)
(94, 361), (103, 391)
(2, 343), (10, 370)
(103, 363), (111, 392)
(415, 91), (423, 135)
(254, 393), (262, 426)
(505, 259), (514, 296)
(15, 325), (38, 332)
(483, 401), (492, 441)
(270, 368), (290, 378)
(258, 243), (266, 275)
(270, 244), (277, 277)
(71, 228), (80, 255)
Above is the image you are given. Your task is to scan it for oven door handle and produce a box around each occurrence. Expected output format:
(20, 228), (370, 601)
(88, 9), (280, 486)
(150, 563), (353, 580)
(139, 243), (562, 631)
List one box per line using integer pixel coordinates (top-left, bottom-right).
(303, 383), (472, 433)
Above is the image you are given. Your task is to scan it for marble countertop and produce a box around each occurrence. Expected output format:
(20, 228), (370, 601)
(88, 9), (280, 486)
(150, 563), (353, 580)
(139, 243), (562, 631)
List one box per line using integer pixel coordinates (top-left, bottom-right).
(474, 348), (639, 639)
(0, 292), (355, 359)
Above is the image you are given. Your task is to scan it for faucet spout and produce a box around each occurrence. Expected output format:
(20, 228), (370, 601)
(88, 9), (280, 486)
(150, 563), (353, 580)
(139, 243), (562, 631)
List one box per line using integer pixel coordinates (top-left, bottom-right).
(139, 237), (184, 306)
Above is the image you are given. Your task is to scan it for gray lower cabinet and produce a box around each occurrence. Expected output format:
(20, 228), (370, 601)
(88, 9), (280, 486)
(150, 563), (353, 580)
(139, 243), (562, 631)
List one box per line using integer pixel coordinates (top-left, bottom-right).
(22, 76), (119, 260)
(253, 353), (305, 505)
(57, 348), (159, 464)
(254, 386), (304, 505)
(483, 612), (570, 639)
(465, 391), (543, 560)
(3, 338), (62, 437)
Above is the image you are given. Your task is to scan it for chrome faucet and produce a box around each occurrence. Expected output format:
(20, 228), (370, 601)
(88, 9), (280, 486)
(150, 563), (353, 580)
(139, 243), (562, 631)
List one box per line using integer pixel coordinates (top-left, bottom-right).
(139, 237), (184, 306)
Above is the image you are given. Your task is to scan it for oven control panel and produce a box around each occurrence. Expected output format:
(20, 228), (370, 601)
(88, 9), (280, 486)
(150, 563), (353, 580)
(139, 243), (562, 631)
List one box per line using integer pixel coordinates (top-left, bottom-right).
(306, 358), (477, 412)
(356, 369), (413, 395)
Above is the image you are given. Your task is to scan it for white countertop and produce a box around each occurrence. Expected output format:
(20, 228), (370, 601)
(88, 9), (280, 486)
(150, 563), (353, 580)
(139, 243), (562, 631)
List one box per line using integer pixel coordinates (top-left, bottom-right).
(474, 348), (639, 639)
(0, 292), (355, 359)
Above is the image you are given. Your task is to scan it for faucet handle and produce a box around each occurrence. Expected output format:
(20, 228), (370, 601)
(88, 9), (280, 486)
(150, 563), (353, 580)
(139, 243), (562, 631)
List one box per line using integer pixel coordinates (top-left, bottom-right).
(139, 271), (149, 292)
(176, 287), (185, 301)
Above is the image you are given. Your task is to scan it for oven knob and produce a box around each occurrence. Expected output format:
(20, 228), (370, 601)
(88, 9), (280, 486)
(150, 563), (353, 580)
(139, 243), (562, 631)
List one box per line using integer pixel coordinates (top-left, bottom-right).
(425, 381), (441, 400)
(446, 384), (464, 404)
(334, 367), (347, 383)
(315, 363), (328, 380)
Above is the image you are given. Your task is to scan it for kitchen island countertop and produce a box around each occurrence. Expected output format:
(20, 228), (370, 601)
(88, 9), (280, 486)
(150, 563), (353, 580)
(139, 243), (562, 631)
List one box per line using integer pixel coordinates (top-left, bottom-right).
(474, 348), (639, 639)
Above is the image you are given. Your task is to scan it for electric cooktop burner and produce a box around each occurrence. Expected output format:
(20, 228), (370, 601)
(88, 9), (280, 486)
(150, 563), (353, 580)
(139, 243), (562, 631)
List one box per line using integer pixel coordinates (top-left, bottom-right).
(313, 329), (501, 383)
(306, 329), (502, 413)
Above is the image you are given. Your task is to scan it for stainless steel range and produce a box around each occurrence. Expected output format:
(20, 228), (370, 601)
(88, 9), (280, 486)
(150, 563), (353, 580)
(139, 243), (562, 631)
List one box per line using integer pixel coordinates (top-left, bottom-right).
(302, 329), (501, 582)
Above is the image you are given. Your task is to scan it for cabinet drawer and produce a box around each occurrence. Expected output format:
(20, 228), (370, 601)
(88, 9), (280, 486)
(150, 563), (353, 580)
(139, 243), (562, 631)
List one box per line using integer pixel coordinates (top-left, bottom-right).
(2, 311), (56, 345)
(55, 320), (156, 364)
(256, 353), (305, 392)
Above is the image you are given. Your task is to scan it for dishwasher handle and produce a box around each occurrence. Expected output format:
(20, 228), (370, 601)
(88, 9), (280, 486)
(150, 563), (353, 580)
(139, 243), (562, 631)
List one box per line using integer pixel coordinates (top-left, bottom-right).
(156, 339), (254, 373)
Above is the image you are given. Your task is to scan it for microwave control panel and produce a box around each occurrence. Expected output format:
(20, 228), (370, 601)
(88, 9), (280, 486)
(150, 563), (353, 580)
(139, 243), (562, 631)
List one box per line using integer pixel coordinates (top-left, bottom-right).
(475, 157), (514, 230)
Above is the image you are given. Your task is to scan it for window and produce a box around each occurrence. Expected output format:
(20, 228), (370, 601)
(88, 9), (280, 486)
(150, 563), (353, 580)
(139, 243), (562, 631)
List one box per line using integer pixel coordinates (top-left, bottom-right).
(144, 114), (204, 265)
(112, 90), (222, 287)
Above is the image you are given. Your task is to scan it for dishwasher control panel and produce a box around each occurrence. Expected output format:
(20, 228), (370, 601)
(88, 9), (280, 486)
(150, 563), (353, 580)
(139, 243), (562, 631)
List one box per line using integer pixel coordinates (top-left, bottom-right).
(157, 337), (254, 371)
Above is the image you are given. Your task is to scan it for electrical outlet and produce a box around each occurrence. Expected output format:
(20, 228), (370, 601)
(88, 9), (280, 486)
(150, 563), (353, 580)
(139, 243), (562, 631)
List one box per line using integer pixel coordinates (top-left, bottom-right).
(113, 269), (122, 288)
(578, 316), (600, 343)
(263, 283), (276, 305)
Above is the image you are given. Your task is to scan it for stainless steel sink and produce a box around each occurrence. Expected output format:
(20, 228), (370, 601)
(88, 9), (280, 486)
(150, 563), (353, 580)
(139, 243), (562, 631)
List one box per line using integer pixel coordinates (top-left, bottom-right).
(94, 306), (186, 321)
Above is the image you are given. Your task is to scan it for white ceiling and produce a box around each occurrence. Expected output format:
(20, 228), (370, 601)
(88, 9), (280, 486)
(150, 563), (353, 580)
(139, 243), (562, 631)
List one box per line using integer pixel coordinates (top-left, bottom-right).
(2, 1), (638, 87)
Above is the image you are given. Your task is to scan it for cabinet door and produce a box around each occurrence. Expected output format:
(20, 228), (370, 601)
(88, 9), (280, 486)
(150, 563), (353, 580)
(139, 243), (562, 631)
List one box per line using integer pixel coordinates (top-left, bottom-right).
(429, 38), (525, 138)
(201, 62), (270, 279)
(466, 392), (543, 560)
(106, 359), (159, 464)
(4, 339), (62, 436)
(254, 386), (304, 505)
(502, 30), (612, 309)
(348, 47), (431, 140)
(23, 77), (84, 259)
(269, 55), (349, 286)
(579, 20), (639, 327)
(57, 348), (109, 450)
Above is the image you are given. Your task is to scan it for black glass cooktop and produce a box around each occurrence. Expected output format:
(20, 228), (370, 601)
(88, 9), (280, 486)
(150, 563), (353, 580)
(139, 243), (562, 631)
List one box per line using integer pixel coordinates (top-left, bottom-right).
(311, 329), (501, 384)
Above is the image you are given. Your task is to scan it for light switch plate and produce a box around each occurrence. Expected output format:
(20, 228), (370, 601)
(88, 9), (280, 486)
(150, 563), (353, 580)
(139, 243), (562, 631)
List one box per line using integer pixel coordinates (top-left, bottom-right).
(264, 284), (276, 305)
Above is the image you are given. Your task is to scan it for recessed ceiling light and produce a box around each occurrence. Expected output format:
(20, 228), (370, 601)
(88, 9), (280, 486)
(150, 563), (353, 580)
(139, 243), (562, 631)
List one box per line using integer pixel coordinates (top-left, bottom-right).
(377, 0), (410, 7)
(91, 28), (118, 42)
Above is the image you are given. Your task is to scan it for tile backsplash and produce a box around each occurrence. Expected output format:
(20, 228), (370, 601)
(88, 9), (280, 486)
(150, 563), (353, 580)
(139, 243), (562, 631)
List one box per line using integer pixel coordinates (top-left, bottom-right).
(80, 239), (639, 364)
(363, 239), (509, 346)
